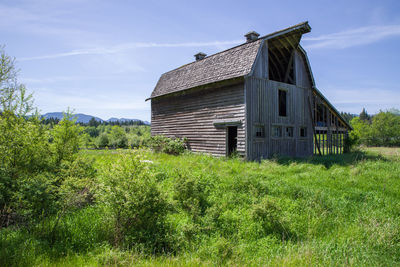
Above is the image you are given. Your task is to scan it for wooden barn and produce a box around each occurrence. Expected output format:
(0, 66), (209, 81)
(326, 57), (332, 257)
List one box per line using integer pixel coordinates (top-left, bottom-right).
(147, 22), (352, 160)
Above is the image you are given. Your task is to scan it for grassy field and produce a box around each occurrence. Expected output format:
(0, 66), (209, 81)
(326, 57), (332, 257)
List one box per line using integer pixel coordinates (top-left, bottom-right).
(1, 147), (399, 266)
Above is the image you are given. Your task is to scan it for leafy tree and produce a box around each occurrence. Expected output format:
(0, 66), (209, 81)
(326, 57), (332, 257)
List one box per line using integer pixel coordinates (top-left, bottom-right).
(350, 109), (400, 147)
(0, 47), (90, 227)
(84, 126), (100, 138)
(350, 117), (372, 145)
(109, 125), (128, 148)
(96, 132), (110, 148)
(0, 46), (33, 116)
(0, 47), (54, 225)
(370, 111), (400, 146)
(51, 111), (82, 165)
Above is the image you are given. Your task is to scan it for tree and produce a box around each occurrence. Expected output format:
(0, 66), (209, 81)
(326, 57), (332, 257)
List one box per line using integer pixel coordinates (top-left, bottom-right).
(0, 47), (53, 225)
(350, 109), (400, 147)
(359, 108), (371, 123)
(370, 111), (400, 146)
(96, 132), (109, 148)
(51, 111), (82, 165)
(88, 117), (100, 127)
(109, 125), (128, 148)
(350, 117), (371, 145)
(0, 46), (33, 116)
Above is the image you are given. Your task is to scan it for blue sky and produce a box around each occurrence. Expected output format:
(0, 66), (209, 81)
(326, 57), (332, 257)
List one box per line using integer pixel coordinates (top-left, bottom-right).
(1, 0), (399, 121)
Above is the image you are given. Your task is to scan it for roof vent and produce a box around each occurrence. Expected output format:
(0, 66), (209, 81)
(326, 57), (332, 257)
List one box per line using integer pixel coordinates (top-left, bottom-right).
(244, 31), (260, 42)
(194, 52), (206, 61)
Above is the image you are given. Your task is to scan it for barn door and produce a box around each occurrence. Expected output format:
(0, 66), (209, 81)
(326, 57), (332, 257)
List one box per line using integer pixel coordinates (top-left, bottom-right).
(227, 126), (237, 156)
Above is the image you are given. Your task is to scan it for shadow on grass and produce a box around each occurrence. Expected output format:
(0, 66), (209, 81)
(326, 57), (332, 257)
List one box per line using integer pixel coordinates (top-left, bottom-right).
(274, 150), (388, 168)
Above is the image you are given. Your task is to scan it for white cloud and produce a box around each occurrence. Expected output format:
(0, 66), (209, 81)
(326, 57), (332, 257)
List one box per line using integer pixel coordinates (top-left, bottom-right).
(19, 40), (242, 61)
(302, 25), (400, 49)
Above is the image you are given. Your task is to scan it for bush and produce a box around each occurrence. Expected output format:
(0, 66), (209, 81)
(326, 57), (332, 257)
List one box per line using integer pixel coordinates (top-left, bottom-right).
(97, 151), (169, 251)
(51, 112), (82, 164)
(0, 114), (54, 226)
(96, 132), (109, 148)
(13, 172), (58, 223)
(109, 126), (128, 148)
(174, 171), (209, 219)
(350, 110), (400, 147)
(58, 157), (97, 211)
(0, 110), (86, 227)
(149, 135), (186, 155)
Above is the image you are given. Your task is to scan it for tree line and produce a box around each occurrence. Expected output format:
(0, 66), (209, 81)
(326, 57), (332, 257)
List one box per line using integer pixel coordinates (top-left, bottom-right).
(349, 108), (400, 147)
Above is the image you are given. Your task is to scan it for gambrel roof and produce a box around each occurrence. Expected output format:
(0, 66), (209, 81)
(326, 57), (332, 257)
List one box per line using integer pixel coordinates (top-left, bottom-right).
(149, 22), (311, 99)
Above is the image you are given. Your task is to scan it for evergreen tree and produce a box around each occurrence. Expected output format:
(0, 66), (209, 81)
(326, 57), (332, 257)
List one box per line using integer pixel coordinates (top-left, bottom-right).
(88, 117), (100, 127)
(359, 108), (371, 123)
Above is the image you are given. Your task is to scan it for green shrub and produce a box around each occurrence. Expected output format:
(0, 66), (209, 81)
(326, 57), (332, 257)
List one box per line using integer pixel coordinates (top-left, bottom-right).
(251, 196), (291, 239)
(58, 157), (97, 211)
(96, 132), (109, 148)
(109, 125), (128, 148)
(174, 171), (209, 219)
(51, 112), (82, 165)
(97, 151), (169, 251)
(149, 135), (186, 155)
(0, 114), (54, 226)
(13, 172), (58, 223)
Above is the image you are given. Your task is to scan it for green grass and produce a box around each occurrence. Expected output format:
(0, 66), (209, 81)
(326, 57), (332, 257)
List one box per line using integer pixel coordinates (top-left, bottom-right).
(2, 147), (400, 266)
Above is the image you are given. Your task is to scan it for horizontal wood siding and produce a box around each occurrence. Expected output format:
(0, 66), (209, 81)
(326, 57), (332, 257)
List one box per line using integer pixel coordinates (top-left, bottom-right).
(151, 84), (245, 156)
(246, 77), (313, 160)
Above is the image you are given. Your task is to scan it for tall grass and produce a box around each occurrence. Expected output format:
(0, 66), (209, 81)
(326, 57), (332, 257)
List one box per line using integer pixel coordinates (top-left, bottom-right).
(1, 148), (399, 266)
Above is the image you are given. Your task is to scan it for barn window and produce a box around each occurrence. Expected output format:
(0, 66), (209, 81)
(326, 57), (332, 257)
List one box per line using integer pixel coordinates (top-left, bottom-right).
(255, 125), (265, 138)
(278, 89), (287, 117)
(300, 127), (307, 137)
(285, 126), (294, 138)
(272, 126), (282, 137)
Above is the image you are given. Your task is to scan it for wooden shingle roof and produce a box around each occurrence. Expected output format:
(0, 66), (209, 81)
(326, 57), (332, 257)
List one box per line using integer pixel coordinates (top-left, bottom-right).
(149, 22), (311, 99)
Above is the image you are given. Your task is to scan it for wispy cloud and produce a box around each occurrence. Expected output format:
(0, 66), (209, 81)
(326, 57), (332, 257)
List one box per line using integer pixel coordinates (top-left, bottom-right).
(303, 25), (400, 49)
(20, 24), (400, 61)
(19, 40), (242, 61)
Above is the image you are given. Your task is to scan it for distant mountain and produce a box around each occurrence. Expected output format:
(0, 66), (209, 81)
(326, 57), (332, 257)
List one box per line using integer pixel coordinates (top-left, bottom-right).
(42, 112), (149, 125)
(42, 112), (104, 124)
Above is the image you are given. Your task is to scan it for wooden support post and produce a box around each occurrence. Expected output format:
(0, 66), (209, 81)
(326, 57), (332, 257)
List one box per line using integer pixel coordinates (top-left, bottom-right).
(326, 107), (331, 154)
(307, 96), (321, 155)
(335, 117), (339, 154)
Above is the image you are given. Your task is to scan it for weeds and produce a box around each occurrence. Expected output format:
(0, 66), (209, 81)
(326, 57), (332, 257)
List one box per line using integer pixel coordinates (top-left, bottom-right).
(1, 147), (399, 266)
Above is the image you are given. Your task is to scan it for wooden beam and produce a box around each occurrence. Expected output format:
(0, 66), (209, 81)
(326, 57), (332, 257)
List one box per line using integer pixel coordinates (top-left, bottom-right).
(284, 49), (295, 83)
(268, 53), (281, 81)
(308, 96), (321, 155)
(268, 50), (285, 81)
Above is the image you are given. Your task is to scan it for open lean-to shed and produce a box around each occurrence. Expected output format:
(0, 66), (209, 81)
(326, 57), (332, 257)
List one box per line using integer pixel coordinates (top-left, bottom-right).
(147, 22), (352, 160)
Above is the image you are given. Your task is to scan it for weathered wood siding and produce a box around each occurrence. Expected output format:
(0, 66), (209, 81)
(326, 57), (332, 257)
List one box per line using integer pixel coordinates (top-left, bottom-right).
(251, 40), (268, 79)
(151, 83), (246, 156)
(294, 49), (312, 89)
(245, 77), (313, 160)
